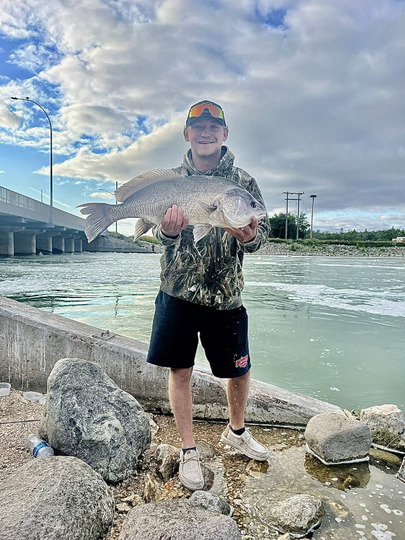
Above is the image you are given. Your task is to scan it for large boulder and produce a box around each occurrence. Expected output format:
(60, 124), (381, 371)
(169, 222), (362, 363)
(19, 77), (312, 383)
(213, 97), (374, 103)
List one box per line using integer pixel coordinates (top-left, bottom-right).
(119, 500), (241, 540)
(0, 456), (114, 540)
(40, 358), (151, 482)
(360, 404), (405, 453)
(258, 494), (324, 538)
(305, 412), (372, 465)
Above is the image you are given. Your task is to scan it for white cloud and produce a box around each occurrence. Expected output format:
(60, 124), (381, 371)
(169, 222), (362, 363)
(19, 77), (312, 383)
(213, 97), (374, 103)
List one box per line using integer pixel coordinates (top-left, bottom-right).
(0, 103), (21, 129)
(1, 0), (405, 231)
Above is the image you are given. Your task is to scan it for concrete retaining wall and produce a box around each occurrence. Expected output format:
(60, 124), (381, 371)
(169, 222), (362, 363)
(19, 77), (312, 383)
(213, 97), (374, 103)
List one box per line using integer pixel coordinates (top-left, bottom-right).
(0, 297), (346, 426)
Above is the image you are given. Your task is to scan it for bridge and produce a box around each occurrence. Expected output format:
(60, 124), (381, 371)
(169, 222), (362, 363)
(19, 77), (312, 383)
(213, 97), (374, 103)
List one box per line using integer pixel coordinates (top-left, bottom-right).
(0, 186), (149, 256)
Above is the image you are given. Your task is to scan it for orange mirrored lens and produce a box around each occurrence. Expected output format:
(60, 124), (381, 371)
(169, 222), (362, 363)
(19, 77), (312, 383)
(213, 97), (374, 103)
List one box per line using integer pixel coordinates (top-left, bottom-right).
(188, 103), (224, 120)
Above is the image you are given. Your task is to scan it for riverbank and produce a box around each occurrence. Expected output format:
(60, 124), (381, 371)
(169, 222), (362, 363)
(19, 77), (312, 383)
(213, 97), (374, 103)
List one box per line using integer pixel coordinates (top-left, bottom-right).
(1, 390), (403, 540)
(258, 241), (405, 257)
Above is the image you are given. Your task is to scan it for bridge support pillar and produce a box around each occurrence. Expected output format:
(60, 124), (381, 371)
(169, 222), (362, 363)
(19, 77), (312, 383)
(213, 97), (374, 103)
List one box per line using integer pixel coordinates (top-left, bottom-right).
(37, 232), (60, 255)
(72, 236), (83, 253)
(64, 236), (75, 253)
(0, 228), (24, 256)
(53, 235), (65, 254)
(14, 229), (44, 255)
(0, 231), (14, 256)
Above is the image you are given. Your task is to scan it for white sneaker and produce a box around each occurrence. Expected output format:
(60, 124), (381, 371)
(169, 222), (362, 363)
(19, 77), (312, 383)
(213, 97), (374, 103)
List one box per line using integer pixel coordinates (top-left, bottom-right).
(179, 449), (204, 491)
(221, 425), (269, 461)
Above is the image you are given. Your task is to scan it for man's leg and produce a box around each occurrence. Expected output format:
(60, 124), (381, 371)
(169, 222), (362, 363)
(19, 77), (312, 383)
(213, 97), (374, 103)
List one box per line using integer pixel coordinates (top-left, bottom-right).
(169, 367), (196, 448)
(222, 370), (269, 461)
(169, 366), (204, 490)
(227, 370), (250, 430)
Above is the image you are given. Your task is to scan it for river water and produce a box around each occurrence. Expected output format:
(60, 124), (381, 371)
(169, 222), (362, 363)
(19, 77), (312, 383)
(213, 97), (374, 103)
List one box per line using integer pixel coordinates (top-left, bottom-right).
(1, 252), (404, 412)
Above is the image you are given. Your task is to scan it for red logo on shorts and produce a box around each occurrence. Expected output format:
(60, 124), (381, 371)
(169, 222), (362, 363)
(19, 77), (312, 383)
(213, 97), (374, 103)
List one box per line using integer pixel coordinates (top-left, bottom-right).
(235, 355), (248, 368)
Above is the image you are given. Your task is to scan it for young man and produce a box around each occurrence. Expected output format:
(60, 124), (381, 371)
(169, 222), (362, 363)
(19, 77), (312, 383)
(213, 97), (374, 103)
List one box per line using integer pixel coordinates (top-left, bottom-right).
(147, 100), (269, 490)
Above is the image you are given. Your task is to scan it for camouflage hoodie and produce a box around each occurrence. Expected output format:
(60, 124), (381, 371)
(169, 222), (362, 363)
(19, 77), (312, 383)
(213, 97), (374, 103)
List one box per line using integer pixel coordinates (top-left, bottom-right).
(154, 146), (269, 310)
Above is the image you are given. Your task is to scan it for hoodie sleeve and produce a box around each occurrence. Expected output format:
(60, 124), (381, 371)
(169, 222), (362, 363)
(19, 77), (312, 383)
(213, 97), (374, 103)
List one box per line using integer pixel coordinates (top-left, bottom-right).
(153, 224), (181, 247)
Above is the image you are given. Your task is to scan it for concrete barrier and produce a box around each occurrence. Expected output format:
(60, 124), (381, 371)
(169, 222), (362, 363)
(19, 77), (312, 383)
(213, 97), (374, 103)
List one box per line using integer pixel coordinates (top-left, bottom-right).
(0, 297), (346, 426)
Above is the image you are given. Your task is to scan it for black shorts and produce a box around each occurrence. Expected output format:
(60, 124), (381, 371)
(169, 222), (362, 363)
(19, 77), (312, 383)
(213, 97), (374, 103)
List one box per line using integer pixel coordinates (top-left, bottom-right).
(147, 291), (250, 379)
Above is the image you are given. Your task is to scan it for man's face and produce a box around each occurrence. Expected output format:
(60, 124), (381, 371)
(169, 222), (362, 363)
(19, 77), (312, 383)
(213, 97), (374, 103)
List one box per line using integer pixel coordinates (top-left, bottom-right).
(184, 118), (228, 159)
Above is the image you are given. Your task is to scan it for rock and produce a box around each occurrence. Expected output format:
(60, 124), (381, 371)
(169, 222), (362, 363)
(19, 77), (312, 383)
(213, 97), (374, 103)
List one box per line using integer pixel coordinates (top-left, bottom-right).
(360, 404), (405, 452)
(197, 440), (216, 459)
(201, 463), (215, 491)
(0, 456), (114, 540)
(156, 443), (179, 481)
(259, 494), (324, 538)
(397, 457), (405, 483)
(118, 499), (241, 540)
(39, 358), (151, 482)
(305, 412), (372, 464)
(189, 491), (233, 516)
(143, 472), (161, 502)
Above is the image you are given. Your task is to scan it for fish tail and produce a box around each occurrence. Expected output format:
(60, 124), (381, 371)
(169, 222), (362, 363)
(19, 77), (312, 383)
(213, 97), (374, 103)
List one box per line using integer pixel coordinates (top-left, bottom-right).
(78, 202), (117, 243)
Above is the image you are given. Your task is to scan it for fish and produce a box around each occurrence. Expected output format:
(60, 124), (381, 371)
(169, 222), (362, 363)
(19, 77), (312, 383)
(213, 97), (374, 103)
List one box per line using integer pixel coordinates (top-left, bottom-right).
(78, 168), (267, 243)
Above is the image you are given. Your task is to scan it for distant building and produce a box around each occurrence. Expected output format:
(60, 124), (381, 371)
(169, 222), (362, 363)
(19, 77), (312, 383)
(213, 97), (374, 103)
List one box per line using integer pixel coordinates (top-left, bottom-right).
(393, 237), (405, 243)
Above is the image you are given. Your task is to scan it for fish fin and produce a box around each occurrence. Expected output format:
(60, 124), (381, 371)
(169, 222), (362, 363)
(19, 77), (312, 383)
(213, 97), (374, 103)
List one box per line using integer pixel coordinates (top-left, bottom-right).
(193, 224), (213, 243)
(78, 202), (117, 243)
(134, 218), (154, 240)
(196, 200), (217, 213)
(115, 169), (183, 202)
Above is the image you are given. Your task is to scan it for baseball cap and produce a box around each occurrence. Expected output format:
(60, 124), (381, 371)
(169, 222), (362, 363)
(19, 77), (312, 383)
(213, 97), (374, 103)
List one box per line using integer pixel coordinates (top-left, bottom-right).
(185, 100), (226, 127)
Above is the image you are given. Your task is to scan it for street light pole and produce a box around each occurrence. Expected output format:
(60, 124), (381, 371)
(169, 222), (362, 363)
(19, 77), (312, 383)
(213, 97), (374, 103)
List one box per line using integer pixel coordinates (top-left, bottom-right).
(310, 194), (317, 239)
(11, 96), (53, 225)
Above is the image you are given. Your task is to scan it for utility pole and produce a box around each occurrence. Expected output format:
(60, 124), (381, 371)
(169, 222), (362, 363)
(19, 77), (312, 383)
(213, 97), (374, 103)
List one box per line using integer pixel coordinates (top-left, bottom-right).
(283, 191), (304, 240)
(310, 194), (317, 239)
(282, 191), (290, 239)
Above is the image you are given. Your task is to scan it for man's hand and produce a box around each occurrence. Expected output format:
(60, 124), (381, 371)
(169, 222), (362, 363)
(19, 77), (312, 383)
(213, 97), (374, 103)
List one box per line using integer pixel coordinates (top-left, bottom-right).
(225, 217), (258, 243)
(161, 205), (189, 238)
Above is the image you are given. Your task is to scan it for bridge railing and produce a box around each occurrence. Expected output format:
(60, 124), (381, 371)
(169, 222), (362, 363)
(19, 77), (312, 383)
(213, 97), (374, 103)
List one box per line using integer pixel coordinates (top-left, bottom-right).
(0, 185), (86, 230)
(0, 187), (38, 212)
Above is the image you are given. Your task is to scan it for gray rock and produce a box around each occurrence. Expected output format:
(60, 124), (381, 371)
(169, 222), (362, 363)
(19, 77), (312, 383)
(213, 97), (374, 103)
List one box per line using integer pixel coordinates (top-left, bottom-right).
(156, 443), (179, 481)
(197, 440), (216, 459)
(118, 500), (241, 540)
(39, 358), (151, 482)
(0, 456), (114, 540)
(201, 462), (215, 491)
(189, 491), (233, 516)
(397, 457), (405, 483)
(260, 494), (324, 538)
(305, 412), (372, 464)
(360, 404), (405, 452)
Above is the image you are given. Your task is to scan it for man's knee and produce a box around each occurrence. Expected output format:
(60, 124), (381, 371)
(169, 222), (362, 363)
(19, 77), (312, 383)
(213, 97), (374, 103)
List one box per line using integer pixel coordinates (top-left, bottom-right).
(170, 366), (193, 385)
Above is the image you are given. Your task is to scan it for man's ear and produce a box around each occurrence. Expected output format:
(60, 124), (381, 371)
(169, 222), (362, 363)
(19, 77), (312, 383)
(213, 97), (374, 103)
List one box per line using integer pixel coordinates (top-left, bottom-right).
(223, 127), (229, 142)
(183, 127), (190, 142)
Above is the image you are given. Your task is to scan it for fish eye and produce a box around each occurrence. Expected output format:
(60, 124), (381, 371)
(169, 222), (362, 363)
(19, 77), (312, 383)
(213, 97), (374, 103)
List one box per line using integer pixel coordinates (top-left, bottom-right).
(250, 201), (256, 208)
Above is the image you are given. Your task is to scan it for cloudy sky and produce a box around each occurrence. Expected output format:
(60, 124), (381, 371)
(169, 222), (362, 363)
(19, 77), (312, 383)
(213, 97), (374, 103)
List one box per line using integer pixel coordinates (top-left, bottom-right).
(0, 0), (404, 236)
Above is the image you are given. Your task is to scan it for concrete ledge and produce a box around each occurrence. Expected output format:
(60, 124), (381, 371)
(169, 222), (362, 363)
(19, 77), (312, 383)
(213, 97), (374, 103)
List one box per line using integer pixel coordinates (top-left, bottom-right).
(0, 297), (346, 426)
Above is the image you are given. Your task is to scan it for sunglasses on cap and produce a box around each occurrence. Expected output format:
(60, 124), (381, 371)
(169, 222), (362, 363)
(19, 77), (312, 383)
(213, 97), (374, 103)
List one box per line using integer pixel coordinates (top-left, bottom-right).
(186, 101), (226, 126)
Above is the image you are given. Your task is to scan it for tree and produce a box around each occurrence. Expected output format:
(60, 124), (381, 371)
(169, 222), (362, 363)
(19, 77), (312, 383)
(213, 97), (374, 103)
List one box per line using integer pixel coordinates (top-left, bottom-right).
(269, 212), (309, 239)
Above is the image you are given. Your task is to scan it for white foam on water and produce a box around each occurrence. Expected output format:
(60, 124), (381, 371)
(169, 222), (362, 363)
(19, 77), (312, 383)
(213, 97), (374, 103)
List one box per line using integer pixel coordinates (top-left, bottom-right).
(370, 523), (396, 539)
(245, 281), (405, 318)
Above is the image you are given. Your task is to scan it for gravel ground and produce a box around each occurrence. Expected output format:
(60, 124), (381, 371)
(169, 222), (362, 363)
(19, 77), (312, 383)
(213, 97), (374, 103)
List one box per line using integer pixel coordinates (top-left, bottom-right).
(258, 242), (405, 257)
